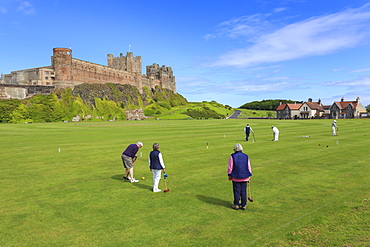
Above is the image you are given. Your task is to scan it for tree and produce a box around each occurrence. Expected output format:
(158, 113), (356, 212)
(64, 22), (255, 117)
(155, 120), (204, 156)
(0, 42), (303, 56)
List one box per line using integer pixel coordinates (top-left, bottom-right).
(27, 94), (64, 122)
(28, 103), (53, 122)
(60, 88), (76, 120)
(0, 99), (21, 122)
(10, 104), (31, 123)
(239, 99), (300, 110)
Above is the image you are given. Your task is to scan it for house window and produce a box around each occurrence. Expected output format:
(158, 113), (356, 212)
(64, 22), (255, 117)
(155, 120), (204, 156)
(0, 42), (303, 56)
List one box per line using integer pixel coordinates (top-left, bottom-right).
(45, 71), (49, 75)
(45, 77), (48, 80)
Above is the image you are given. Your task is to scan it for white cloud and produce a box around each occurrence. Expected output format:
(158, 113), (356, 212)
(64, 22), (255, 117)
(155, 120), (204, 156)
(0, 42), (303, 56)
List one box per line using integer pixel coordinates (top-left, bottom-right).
(348, 68), (370, 73)
(336, 77), (370, 87)
(264, 76), (290, 81)
(18, 1), (35, 15)
(273, 7), (288, 13)
(236, 81), (290, 92)
(209, 3), (370, 68)
(332, 68), (344, 72)
(204, 13), (274, 41)
(177, 76), (214, 93)
(0, 1), (35, 15)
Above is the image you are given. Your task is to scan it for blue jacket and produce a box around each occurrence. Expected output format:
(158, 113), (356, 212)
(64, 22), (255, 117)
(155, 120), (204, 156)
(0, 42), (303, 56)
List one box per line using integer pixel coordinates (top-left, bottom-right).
(122, 144), (139, 158)
(230, 151), (252, 179)
(149, 150), (164, 170)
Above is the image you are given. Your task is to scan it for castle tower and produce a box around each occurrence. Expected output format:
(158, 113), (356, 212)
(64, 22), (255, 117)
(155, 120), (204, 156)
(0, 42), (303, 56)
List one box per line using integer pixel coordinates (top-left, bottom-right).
(146, 63), (176, 92)
(52, 48), (73, 82)
(107, 52), (142, 74)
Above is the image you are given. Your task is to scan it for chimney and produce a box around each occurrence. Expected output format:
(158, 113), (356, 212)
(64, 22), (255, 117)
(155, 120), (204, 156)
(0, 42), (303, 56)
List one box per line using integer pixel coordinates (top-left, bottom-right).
(308, 98), (312, 102)
(356, 97), (360, 103)
(341, 97), (344, 102)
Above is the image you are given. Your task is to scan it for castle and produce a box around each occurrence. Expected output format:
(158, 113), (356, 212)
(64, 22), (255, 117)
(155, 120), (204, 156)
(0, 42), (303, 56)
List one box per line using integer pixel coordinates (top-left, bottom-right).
(0, 48), (176, 99)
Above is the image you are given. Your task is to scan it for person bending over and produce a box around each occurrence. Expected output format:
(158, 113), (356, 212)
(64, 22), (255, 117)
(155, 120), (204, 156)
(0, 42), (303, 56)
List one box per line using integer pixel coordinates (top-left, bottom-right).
(122, 141), (143, 183)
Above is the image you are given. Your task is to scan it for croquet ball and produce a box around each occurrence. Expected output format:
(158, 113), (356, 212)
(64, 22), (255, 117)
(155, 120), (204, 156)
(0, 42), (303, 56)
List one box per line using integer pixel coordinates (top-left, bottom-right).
(141, 177), (145, 180)
(326, 145), (328, 147)
(318, 144), (320, 146)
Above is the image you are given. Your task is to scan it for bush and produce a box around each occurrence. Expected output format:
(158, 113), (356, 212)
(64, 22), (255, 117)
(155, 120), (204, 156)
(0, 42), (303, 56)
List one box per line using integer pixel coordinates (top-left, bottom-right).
(182, 106), (224, 119)
(159, 102), (171, 110)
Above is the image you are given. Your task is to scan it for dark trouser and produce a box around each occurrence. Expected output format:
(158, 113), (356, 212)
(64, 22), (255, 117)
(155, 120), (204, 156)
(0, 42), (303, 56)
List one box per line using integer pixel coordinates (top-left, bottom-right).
(245, 133), (250, 141)
(233, 181), (247, 207)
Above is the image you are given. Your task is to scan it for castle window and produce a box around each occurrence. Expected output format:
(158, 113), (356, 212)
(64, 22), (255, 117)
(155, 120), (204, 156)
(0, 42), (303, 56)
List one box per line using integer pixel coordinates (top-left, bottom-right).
(45, 77), (49, 80)
(45, 71), (49, 75)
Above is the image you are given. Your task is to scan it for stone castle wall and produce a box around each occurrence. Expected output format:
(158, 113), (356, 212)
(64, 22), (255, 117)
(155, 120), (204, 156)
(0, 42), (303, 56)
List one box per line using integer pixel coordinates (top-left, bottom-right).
(0, 48), (176, 99)
(70, 58), (140, 87)
(51, 48), (174, 94)
(0, 84), (55, 99)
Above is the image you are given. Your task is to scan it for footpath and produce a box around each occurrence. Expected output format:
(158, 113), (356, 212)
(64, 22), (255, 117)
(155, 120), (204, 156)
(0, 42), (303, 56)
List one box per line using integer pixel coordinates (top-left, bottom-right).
(227, 110), (241, 119)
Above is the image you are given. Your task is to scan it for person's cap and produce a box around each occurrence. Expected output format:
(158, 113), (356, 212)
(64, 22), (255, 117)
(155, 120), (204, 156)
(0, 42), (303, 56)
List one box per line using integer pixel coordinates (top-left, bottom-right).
(137, 141), (143, 146)
(333, 120), (337, 122)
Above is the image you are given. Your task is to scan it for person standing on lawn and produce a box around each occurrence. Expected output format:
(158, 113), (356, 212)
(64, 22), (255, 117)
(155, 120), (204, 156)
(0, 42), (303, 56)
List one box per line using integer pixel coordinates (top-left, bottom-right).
(149, 143), (166, 192)
(271, 126), (279, 141)
(122, 141), (143, 183)
(244, 124), (254, 141)
(228, 143), (252, 210)
(332, 120), (338, 136)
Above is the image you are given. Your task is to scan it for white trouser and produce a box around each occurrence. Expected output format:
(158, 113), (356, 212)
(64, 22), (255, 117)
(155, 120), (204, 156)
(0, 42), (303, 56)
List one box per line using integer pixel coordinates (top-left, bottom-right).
(273, 131), (279, 141)
(332, 126), (336, 135)
(152, 169), (162, 191)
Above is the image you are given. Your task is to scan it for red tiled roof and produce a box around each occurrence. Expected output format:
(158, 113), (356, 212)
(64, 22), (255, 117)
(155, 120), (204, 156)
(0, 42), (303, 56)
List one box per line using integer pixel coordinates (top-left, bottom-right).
(334, 101), (358, 110)
(276, 103), (302, 111)
(286, 103), (302, 110)
(306, 102), (324, 111)
(276, 104), (286, 110)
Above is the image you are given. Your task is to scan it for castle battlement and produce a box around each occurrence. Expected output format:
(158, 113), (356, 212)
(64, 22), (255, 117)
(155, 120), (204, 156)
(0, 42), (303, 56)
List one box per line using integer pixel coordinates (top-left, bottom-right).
(0, 48), (176, 99)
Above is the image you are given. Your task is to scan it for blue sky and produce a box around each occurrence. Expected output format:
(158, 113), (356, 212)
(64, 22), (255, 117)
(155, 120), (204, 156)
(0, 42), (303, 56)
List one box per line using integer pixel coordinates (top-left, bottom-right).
(1, 0), (370, 108)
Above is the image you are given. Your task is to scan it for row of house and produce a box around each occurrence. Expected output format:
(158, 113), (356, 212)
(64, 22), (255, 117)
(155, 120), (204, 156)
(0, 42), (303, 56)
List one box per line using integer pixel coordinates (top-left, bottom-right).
(276, 97), (367, 119)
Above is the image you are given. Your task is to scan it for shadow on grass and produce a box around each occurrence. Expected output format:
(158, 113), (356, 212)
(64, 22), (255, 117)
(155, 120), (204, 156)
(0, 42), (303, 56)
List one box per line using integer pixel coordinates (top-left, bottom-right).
(196, 195), (230, 208)
(111, 174), (125, 180)
(132, 183), (152, 191)
(111, 174), (152, 191)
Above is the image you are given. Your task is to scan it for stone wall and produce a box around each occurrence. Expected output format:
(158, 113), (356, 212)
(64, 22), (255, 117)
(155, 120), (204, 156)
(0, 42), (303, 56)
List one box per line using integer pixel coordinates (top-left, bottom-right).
(146, 63), (176, 92)
(1, 47), (177, 98)
(0, 84), (55, 99)
(70, 58), (141, 90)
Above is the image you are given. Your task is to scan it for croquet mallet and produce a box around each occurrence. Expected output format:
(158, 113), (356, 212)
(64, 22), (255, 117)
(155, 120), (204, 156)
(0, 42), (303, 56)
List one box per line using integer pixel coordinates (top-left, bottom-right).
(164, 172), (170, 192)
(247, 181), (253, 202)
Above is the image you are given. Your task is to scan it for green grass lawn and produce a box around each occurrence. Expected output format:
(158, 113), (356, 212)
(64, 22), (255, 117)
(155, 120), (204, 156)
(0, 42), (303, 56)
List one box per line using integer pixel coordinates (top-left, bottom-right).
(1, 119), (369, 246)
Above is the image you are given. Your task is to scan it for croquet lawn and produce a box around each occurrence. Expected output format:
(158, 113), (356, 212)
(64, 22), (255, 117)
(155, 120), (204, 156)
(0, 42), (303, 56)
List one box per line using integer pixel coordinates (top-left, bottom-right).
(0, 119), (369, 246)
